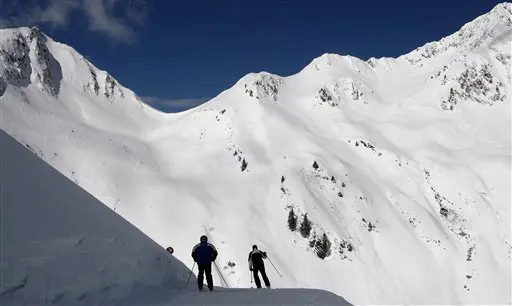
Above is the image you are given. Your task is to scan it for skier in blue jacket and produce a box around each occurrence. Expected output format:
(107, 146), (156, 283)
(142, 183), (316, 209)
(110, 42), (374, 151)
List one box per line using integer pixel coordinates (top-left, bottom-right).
(191, 235), (218, 291)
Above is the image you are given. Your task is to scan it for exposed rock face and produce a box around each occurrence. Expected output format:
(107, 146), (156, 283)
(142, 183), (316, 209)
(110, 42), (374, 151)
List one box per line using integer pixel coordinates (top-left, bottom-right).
(28, 27), (62, 96)
(0, 32), (32, 89)
(0, 27), (62, 96)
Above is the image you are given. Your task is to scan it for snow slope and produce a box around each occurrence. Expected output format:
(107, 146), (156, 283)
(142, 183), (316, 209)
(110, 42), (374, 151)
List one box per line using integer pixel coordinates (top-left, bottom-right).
(1, 3), (511, 304)
(0, 129), (191, 305)
(0, 130), (351, 306)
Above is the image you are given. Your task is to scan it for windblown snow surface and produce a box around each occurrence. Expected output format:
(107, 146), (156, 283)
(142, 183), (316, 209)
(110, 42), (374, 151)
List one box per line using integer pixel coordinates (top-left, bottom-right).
(0, 130), (351, 306)
(1, 3), (511, 305)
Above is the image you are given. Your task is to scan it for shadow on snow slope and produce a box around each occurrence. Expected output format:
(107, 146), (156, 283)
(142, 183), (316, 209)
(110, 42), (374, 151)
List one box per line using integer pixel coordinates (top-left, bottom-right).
(0, 129), (192, 305)
(0, 130), (351, 306)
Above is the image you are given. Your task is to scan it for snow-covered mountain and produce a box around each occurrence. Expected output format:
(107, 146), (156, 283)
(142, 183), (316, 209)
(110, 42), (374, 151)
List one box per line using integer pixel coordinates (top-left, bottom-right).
(1, 3), (510, 304)
(0, 130), (351, 306)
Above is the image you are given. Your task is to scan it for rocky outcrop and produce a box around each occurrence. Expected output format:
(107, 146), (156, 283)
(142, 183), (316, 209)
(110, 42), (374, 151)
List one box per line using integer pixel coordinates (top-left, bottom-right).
(441, 60), (506, 110)
(28, 27), (62, 96)
(243, 73), (283, 102)
(105, 74), (125, 100)
(0, 32), (31, 88)
(0, 27), (62, 96)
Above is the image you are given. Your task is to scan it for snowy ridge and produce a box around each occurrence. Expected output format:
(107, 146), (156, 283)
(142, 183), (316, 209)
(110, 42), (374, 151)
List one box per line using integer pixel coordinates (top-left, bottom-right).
(0, 27), (172, 133)
(402, 3), (512, 65)
(1, 3), (511, 305)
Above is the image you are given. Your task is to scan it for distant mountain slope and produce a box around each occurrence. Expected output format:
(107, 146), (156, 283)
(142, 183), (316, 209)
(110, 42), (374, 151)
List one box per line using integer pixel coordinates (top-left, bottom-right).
(1, 3), (510, 304)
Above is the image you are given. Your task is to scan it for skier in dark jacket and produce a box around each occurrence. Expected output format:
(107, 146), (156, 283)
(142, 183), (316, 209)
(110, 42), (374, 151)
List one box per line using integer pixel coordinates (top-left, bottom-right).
(191, 235), (218, 291)
(248, 245), (271, 289)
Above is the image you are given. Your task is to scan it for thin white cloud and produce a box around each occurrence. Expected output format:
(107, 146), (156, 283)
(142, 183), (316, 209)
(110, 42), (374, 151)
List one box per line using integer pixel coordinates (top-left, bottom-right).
(0, 0), (148, 43)
(83, 0), (134, 43)
(38, 0), (80, 27)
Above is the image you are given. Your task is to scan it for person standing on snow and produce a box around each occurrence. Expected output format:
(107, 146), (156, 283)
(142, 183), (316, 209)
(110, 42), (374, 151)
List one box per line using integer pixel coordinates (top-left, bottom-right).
(248, 245), (271, 289)
(191, 235), (218, 291)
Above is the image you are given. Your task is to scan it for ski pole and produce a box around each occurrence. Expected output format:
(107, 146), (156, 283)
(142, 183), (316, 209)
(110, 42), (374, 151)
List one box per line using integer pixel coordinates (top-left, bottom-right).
(185, 262), (196, 288)
(267, 257), (282, 278)
(213, 261), (229, 288)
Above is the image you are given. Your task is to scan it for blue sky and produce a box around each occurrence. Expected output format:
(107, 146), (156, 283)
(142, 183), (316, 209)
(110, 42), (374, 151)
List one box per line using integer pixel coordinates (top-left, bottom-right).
(1, 0), (502, 112)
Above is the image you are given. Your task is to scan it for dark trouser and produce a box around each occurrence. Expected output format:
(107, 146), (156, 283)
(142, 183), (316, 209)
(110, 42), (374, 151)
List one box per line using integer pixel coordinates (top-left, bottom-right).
(253, 265), (270, 288)
(197, 262), (213, 290)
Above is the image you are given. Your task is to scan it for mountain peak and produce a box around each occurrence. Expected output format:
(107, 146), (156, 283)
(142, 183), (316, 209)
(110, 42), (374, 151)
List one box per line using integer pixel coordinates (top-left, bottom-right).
(402, 2), (511, 65)
(28, 26), (47, 43)
(490, 2), (512, 18)
(0, 26), (62, 96)
(305, 53), (349, 71)
(0, 27), (148, 108)
(235, 71), (284, 102)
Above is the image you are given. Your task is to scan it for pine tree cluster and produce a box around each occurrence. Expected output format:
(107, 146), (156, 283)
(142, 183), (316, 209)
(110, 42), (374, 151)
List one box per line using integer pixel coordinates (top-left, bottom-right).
(287, 208), (297, 231)
(299, 213), (312, 238)
(315, 233), (332, 259)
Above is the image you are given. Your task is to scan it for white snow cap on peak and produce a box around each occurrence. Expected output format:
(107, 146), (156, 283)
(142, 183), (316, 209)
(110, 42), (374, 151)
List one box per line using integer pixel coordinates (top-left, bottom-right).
(308, 53), (346, 68)
(236, 71), (282, 85)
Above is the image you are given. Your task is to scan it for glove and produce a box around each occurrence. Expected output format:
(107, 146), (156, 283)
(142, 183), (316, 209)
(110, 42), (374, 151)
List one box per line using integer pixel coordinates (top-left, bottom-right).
(249, 268), (253, 271)
(263, 252), (267, 256)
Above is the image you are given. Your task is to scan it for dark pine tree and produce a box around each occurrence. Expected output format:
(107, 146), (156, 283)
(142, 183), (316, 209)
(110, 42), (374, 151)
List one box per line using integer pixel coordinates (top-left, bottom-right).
(241, 158), (248, 171)
(299, 214), (312, 238)
(312, 161), (319, 170)
(287, 208), (297, 231)
(315, 233), (332, 259)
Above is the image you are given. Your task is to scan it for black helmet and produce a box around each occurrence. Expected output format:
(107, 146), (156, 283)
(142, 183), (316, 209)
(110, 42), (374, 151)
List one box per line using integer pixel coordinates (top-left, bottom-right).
(252, 245), (257, 250)
(200, 235), (208, 243)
